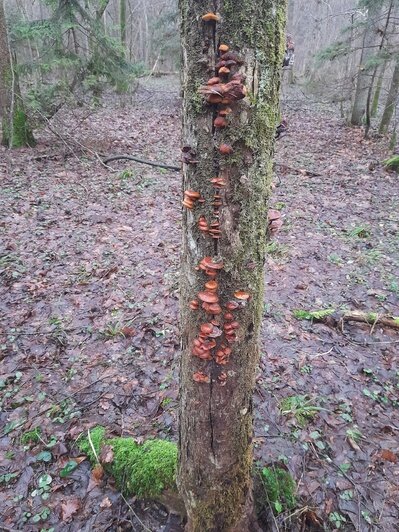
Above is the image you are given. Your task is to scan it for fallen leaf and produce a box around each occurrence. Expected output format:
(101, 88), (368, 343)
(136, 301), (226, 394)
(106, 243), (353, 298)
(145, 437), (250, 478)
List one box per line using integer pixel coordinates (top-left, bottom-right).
(100, 444), (114, 464)
(100, 496), (112, 509)
(61, 499), (80, 521)
(378, 449), (397, 463)
(92, 464), (104, 481)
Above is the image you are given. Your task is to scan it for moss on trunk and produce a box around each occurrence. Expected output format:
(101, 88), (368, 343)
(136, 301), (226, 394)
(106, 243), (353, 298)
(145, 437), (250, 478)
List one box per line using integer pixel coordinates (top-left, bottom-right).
(178, 1), (287, 530)
(0, 0), (35, 148)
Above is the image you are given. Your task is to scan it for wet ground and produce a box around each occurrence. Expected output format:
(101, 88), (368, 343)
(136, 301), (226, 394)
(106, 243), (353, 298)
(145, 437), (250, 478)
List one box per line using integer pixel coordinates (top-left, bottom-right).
(1, 77), (398, 531)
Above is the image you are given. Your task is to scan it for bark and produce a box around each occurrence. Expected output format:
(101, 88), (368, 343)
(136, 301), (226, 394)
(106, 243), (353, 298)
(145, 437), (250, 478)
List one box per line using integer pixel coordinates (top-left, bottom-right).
(120, 0), (127, 51)
(351, 2), (382, 126)
(364, 1), (392, 137)
(0, 0), (34, 147)
(178, 1), (286, 531)
(371, 61), (386, 117)
(379, 58), (399, 134)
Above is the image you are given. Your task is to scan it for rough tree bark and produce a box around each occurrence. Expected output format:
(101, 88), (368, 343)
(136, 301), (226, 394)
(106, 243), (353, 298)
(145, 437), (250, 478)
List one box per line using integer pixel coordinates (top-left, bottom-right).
(178, 1), (286, 531)
(379, 58), (399, 134)
(351, 1), (382, 126)
(120, 0), (127, 51)
(0, 0), (34, 147)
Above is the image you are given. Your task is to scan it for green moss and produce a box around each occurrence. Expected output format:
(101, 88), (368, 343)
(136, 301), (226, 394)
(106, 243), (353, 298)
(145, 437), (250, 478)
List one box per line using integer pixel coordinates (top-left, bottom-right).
(78, 426), (106, 462)
(384, 155), (399, 171)
(2, 106), (35, 148)
(78, 426), (177, 499)
(21, 427), (41, 444)
(260, 466), (296, 514)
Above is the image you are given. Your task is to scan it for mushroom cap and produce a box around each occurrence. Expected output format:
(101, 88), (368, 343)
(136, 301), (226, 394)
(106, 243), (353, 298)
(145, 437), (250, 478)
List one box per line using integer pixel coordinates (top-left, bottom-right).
(207, 303), (222, 315)
(219, 44), (229, 52)
(185, 190), (201, 200)
(182, 199), (194, 209)
(207, 77), (221, 85)
(193, 372), (210, 383)
(224, 313), (234, 321)
(219, 66), (230, 75)
(205, 280), (218, 291)
(214, 117), (227, 128)
(218, 107), (233, 117)
(219, 143), (233, 155)
(234, 290), (250, 300)
(208, 326), (222, 338)
(198, 291), (219, 304)
(202, 256), (224, 270)
(226, 301), (239, 310)
(200, 323), (214, 335)
(202, 12), (220, 22)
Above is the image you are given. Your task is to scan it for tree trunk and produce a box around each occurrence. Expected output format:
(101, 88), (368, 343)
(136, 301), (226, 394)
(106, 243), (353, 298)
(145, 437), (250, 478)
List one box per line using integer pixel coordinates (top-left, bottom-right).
(351, 3), (382, 126)
(120, 0), (127, 51)
(371, 61), (386, 117)
(379, 59), (399, 134)
(178, 1), (286, 531)
(0, 0), (34, 147)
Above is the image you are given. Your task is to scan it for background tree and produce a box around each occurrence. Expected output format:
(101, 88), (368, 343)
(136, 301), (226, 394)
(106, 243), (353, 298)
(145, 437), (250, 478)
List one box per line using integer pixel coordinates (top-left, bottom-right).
(351, 0), (384, 125)
(379, 57), (399, 133)
(178, 1), (286, 530)
(0, 0), (34, 147)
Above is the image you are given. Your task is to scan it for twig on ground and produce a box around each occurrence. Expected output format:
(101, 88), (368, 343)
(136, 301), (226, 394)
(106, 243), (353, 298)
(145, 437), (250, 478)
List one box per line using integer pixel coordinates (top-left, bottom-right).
(103, 154), (180, 172)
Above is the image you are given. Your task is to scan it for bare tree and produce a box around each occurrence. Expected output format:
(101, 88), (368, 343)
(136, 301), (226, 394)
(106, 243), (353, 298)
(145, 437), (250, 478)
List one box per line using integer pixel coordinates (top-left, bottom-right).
(379, 57), (399, 133)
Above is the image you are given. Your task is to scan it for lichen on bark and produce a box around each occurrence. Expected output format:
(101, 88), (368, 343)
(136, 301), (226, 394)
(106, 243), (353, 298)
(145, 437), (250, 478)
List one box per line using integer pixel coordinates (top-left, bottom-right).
(178, 1), (287, 530)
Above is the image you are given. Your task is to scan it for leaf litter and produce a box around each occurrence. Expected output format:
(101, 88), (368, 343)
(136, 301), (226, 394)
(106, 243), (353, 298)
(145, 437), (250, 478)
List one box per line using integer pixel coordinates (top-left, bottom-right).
(0, 77), (398, 530)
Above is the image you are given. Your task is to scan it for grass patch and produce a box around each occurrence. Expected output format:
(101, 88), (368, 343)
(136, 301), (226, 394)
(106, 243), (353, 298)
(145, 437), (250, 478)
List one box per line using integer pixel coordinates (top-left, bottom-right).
(280, 395), (325, 427)
(258, 465), (297, 515)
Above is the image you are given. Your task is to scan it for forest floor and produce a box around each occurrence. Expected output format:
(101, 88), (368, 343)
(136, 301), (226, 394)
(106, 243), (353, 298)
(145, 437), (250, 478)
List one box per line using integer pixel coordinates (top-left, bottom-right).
(1, 77), (398, 532)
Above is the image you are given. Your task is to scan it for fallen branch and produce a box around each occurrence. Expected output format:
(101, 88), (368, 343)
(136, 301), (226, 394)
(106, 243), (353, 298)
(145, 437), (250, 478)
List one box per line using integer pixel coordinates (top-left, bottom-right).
(295, 309), (399, 331)
(339, 311), (399, 331)
(103, 154), (180, 172)
(274, 162), (321, 177)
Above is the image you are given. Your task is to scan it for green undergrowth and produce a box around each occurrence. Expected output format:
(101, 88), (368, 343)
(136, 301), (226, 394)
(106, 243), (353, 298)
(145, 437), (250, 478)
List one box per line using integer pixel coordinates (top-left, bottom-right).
(383, 155), (399, 171)
(78, 426), (177, 498)
(257, 465), (297, 515)
(293, 308), (335, 321)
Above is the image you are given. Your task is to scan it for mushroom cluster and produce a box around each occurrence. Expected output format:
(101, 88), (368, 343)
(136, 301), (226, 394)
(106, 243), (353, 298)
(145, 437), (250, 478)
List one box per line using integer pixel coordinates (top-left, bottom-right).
(182, 190), (202, 210)
(188, 15), (251, 384)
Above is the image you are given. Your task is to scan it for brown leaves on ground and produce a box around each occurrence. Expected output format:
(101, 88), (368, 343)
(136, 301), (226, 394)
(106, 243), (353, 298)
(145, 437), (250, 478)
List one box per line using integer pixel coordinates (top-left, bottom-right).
(61, 499), (80, 522)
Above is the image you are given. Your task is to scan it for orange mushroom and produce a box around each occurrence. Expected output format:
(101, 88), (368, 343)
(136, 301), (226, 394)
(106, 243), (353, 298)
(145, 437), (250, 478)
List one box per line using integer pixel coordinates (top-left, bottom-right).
(219, 44), (229, 53)
(214, 116), (227, 128)
(202, 12), (220, 22)
(201, 256), (224, 270)
(205, 280), (218, 291)
(185, 190), (201, 200)
(189, 300), (199, 310)
(182, 199), (194, 209)
(207, 77), (221, 85)
(219, 144), (233, 155)
(211, 177), (227, 188)
(207, 94), (223, 104)
(226, 301), (239, 310)
(234, 290), (250, 300)
(218, 107), (233, 117)
(219, 66), (230, 75)
(207, 303), (222, 315)
(198, 291), (219, 304)
(200, 323), (214, 335)
(224, 312), (234, 321)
